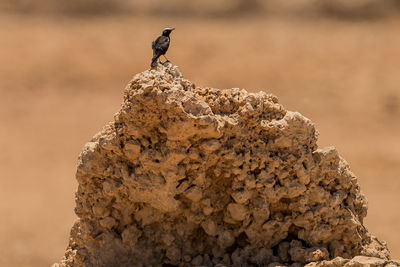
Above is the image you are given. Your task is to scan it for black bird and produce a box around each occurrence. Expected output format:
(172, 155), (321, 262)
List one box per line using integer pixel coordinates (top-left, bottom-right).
(151, 27), (175, 68)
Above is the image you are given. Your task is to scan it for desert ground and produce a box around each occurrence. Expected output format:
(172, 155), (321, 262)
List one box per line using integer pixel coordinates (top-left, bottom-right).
(0, 11), (399, 266)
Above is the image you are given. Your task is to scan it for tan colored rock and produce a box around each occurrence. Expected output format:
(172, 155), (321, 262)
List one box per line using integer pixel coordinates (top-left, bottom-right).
(305, 256), (400, 267)
(346, 256), (386, 267)
(57, 64), (394, 266)
(227, 203), (248, 221)
(201, 219), (218, 236)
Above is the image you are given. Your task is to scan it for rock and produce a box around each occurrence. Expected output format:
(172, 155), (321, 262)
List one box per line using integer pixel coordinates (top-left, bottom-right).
(346, 256), (387, 267)
(227, 203), (248, 221)
(201, 219), (217, 236)
(217, 230), (235, 248)
(57, 64), (394, 266)
(305, 256), (399, 267)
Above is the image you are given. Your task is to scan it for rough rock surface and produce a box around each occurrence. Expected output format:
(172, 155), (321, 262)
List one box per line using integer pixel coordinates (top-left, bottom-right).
(57, 64), (395, 266)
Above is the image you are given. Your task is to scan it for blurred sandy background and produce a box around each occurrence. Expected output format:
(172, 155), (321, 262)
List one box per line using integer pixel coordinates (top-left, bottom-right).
(0, 1), (399, 266)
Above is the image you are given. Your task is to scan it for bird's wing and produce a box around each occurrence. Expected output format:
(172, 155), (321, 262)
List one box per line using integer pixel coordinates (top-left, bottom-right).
(153, 36), (170, 51)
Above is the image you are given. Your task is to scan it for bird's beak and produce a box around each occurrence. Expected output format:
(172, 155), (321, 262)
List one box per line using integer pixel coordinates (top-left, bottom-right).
(171, 28), (175, 31)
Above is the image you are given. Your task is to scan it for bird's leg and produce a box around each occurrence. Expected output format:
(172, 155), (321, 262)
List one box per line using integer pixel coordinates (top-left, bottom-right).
(158, 56), (165, 64)
(162, 55), (170, 63)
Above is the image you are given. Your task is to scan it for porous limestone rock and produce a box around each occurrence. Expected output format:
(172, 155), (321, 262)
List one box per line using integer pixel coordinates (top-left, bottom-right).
(57, 64), (394, 266)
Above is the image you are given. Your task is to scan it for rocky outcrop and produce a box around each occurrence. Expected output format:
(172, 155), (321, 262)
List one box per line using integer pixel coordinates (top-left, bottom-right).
(305, 256), (399, 267)
(56, 64), (394, 266)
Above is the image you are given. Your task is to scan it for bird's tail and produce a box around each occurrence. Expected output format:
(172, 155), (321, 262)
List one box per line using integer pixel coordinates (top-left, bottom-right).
(151, 55), (160, 68)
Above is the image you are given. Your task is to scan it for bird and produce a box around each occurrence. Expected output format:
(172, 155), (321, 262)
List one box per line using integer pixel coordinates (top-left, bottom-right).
(151, 27), (175, 68)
